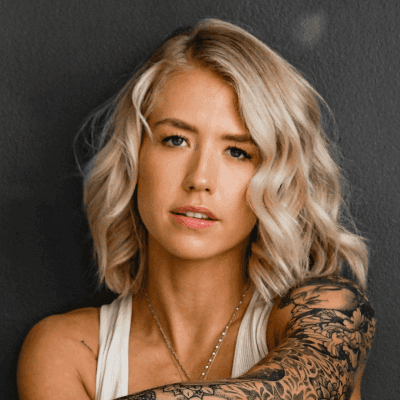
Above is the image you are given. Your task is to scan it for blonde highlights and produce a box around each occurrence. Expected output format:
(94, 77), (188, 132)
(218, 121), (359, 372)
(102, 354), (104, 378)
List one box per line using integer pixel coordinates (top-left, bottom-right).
(78, 19), (368, 300)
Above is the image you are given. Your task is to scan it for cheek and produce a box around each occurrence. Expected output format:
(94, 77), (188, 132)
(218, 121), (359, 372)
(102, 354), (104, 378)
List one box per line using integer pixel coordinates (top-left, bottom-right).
(221, 169), (257, 228)
(137, 149), (181, 217)
(137, 147), (157, 222)
(139, 160), (178, 198)
(221, 168), (253, 207)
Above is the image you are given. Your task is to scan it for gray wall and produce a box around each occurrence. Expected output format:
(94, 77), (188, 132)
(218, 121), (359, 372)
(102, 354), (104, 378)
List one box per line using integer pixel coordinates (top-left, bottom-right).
(1, 0), (399, 398)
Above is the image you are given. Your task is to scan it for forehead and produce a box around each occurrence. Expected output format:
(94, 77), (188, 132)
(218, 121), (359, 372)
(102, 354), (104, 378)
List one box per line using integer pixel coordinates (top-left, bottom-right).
(148, 67), (247, 133)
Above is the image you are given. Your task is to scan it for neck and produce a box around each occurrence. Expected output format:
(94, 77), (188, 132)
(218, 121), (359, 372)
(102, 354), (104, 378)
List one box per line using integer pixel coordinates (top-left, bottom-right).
(135, 234), (252, 354)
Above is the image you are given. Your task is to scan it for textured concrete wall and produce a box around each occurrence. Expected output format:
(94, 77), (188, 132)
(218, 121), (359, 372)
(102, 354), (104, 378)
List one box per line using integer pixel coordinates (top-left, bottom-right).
(1, 0), (399, 398)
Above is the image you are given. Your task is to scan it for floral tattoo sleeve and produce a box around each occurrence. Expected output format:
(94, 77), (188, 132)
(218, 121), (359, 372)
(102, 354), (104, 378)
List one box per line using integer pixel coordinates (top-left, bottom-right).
(117, 276), (376, 400)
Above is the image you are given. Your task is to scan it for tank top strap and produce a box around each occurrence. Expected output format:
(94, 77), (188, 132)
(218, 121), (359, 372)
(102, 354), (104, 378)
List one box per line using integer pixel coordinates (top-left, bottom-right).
(231, 289), (272, 377)
(95, 294), (132, 400)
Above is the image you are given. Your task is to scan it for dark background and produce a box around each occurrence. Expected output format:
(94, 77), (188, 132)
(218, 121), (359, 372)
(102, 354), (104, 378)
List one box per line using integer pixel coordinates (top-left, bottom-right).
(1, 0), (399, 398)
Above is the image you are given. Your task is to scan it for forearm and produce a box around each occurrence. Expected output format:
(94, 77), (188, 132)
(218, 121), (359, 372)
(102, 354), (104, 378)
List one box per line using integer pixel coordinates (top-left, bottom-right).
(117, 342), (349, 400)
(117, 377), (308, 400)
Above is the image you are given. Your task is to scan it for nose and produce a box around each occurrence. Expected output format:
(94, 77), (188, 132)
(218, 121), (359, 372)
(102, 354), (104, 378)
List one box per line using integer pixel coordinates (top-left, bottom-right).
(182, 143), (218, 194)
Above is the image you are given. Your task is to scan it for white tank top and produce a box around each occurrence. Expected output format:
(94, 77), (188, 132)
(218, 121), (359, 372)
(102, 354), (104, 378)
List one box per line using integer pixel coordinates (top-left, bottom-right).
(95, 289), (272, 400)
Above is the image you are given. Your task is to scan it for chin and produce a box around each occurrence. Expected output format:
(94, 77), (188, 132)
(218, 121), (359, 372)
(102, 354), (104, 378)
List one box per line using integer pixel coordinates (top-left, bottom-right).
(163, 238), (223, 261)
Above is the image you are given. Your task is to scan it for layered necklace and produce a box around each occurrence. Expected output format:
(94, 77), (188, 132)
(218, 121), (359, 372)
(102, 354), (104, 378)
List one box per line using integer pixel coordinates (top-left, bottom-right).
(145, 284), (249, 382)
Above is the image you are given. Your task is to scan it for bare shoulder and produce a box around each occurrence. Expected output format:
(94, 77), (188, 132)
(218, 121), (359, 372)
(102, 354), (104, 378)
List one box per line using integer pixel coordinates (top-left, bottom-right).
(18, 307), (100, 400)
(20, 306), (100, 359)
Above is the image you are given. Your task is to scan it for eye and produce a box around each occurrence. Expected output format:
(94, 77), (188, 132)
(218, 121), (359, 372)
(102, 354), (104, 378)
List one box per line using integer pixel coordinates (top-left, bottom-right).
(161, 135), (188, 147)
(227, 146), (252, 161)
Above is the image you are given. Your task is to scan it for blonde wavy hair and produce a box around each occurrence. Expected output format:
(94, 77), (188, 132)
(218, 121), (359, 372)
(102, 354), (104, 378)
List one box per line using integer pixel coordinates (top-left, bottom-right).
(77, 18), (368, 301)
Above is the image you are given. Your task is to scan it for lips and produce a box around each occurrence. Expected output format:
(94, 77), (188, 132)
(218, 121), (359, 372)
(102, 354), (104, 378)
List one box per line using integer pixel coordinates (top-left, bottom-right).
(171, 205), (217, 220)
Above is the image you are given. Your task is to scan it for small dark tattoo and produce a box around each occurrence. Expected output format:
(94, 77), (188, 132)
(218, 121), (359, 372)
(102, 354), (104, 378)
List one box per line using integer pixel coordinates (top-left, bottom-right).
(80, 340), (97, 360)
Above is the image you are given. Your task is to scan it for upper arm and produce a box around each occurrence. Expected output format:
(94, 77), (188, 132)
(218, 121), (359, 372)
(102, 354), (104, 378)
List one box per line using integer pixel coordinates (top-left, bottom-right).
(248, 275), (376, 398)
(17, 311), (97, 400)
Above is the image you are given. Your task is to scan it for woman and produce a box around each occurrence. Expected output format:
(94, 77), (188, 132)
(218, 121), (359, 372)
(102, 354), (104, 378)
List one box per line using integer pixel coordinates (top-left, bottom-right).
(17, 19), (376, 400)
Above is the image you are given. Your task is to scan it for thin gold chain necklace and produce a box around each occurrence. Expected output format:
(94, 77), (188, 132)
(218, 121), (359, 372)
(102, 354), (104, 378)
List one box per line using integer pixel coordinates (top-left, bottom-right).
(145, 285), (249, 381)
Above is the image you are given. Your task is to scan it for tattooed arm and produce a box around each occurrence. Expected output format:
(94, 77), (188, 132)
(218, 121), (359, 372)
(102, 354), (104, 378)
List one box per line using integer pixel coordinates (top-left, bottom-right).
(118, 275), (376, 400)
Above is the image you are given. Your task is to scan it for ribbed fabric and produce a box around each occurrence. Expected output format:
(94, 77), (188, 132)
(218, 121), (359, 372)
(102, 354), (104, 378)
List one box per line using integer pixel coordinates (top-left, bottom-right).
(231, 289), (271, 377)
(95, 289), (272, 400)
(95, 295), (132, 400)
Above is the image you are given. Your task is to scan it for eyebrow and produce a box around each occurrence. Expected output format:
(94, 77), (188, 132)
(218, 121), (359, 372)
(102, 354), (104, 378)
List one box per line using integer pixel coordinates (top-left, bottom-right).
(153, 118), (255, 144)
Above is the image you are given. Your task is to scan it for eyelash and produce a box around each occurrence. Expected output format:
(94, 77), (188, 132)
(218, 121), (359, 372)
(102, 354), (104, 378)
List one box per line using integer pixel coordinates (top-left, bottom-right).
(161, 135), (252, 161)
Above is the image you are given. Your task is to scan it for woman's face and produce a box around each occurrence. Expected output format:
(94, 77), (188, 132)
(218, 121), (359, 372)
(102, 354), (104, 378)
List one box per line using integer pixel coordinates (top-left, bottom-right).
(137, 66), (260, 261)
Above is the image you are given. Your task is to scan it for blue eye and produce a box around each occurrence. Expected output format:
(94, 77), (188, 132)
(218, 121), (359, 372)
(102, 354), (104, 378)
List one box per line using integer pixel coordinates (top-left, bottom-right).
(161, 136), (251, 161)
(228, 147), (251, 161)
(162, 135), (188, 147)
